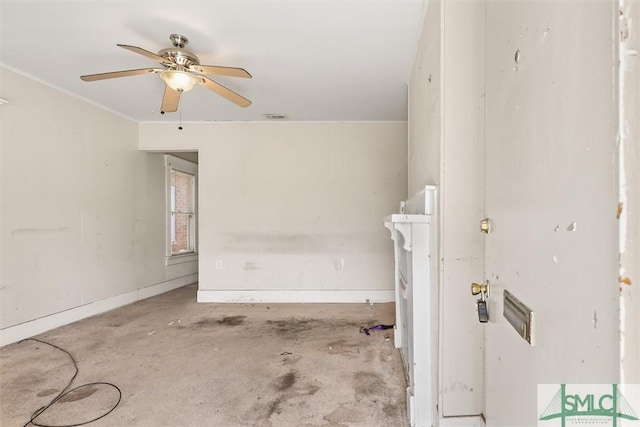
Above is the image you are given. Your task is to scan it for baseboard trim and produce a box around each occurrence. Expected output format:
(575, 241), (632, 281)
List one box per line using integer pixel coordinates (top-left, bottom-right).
(0, 273), (198, 347)
(439, 415), (485, 427)
(197, 289), (395, 303)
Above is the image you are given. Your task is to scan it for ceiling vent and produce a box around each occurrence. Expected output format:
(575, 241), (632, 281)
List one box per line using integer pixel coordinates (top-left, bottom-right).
(262, 113), (288, 120)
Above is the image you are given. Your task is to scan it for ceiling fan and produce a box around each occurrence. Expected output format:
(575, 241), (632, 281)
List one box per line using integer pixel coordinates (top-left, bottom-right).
(80, 34), (252, 113)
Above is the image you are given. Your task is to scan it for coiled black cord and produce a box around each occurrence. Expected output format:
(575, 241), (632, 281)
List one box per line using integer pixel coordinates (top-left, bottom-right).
(19, 338), (122, 427)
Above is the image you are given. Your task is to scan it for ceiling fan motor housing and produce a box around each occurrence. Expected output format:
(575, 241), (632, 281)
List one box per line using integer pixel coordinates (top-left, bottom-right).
(159, 34), (200, 68)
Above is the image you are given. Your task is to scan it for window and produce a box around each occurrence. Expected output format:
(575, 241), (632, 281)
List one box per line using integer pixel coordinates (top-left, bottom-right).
(165, 155), (197, 265)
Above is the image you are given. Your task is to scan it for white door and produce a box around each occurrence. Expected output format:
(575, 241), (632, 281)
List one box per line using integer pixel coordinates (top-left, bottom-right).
(481, 2), (621, 425)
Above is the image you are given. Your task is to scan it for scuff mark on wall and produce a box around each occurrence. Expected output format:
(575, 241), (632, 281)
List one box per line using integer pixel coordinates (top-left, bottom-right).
(244, 262), (261, 271)
(11, 227), (69, 235)
(513, 49), (522, 71)
(619, 276), (632, 286)
(444, 382), (473, 394)
(620, 9), (629, 42)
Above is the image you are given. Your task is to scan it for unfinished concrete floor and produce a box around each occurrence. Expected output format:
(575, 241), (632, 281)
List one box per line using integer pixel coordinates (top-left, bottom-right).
(1, 284), (408, 426)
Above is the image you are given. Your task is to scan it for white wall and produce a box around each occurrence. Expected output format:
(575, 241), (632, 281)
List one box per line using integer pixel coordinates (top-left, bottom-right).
(409, 0), (442, 197)
(0, 68), (197, 345)
(409, 0), (485, 417)
(140, 122), (407, 302)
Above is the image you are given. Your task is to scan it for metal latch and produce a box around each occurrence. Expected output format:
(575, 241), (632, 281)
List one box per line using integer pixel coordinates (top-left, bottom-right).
(471, 281), (490, 323)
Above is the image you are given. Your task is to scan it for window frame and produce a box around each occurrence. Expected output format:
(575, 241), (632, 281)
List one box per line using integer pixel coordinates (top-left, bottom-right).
(165, 155), (198, 266)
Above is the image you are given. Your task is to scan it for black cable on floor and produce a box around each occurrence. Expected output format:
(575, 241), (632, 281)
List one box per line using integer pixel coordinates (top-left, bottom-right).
(19, 338), (122, 427)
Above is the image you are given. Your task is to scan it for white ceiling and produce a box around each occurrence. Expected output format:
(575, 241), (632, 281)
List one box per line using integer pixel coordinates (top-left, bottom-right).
(0, 1), (425, 122)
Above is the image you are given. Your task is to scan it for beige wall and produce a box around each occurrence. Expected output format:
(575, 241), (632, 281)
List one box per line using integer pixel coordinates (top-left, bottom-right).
(140, 122), (407, 300)
(0, 68), (197, 336)
(409, 0), (442, 196)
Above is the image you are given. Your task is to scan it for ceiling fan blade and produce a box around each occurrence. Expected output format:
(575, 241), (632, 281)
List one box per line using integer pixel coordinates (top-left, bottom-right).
(161, 85), (181, 113)
(197, 76), (252, 108)
(80, 68), (161, 81)
(189, 65), (252, 79)
(117, 44), (168, 64)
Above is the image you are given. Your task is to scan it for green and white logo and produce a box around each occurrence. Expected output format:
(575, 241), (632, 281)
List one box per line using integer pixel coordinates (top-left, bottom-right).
(538, 384), (640, 426)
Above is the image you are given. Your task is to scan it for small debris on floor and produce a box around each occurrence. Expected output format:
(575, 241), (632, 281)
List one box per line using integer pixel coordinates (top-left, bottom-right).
(280, 351), (292, 356)
(359, 325), (394, 336)
(147, 331), (157, 336)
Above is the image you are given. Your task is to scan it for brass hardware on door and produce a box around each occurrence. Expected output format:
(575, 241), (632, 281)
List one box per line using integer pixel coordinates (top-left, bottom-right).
(480, 218), (491, 234)
(471, 282), (489, 296)
(471, 281), (490, 323)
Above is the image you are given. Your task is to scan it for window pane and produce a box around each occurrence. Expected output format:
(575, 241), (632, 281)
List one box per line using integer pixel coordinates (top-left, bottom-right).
(172, 170), (193, 213)
(171, 213), (192, 254)
(170, 168), (194, 255)
(168, 162), (195, 256)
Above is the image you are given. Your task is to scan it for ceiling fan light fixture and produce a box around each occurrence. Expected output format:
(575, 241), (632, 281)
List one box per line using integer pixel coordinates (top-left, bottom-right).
(160, 69), (197, 93)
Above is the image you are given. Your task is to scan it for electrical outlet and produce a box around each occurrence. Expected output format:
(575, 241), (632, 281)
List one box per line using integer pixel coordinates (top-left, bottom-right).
(309, 260), (316, 271)
(216, 260), (223, 270)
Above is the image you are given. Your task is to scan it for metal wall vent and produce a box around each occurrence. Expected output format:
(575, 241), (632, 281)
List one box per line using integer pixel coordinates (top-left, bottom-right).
(262, 113), (289, 120)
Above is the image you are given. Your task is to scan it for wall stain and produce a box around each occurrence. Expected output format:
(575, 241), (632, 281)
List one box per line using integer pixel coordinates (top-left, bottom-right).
(243, 262), (261, 271)
(445, 382), (471, 393)
(11, 227), (69, 235)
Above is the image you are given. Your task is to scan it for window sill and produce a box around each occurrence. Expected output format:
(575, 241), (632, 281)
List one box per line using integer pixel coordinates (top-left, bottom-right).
(165, 253), (198, 266)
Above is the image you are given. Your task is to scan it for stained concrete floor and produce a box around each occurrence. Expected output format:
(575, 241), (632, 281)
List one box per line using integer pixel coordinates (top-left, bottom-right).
(1, 284), (408, 426)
